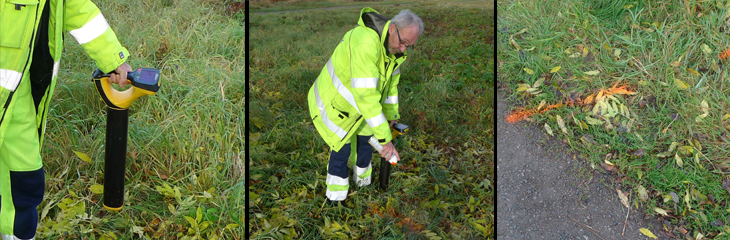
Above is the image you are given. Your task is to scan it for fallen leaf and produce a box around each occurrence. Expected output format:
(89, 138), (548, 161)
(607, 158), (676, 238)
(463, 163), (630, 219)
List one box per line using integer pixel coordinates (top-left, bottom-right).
(638, 185), (648, 201)
(509, 35), (521, 50)
(524, 68), (534, 75)
(73, 150), (92, 164)
(556, 115), (568, 134)
(675, 79), (690, 89)
(584, 94), (595, 105)
(582, 46), (589, 58)
(550, 66), (562, 73)
(614, 49), (621, 57)
(585, 70), (600, 75)
(533, 77), (545, 88)
(675, 153), (684, 167)
(600, 162), (616, 172)
(702, 44), (712, 54)
(537, 100), (546, 111)
(514, 28), (528, 35)
(640, 228), (658, 239)
(671, 61), (681, 68)
(544, 123), (554, 136)
(633, 149), (646, 158)
(90, 184), (104, 194)
(695, 100), (709, 122)
(722, 177), (730, 196)
(711, 219), (724, 226)
(654, 207), (669, 216)
(687, 67), (701, 76)
(617, 188), (629, 208)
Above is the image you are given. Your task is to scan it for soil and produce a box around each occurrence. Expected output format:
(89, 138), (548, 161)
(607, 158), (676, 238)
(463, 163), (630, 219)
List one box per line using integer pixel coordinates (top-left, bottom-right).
(496, 91), (670, 240)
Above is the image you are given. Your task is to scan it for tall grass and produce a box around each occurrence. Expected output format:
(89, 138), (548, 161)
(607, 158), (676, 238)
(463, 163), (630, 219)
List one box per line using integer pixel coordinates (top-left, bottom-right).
(36, 0), (243, 238)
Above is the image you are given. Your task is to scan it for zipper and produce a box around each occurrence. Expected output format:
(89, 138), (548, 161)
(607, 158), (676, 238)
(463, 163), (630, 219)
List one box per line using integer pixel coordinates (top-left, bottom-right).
(340, 115), (362, 141)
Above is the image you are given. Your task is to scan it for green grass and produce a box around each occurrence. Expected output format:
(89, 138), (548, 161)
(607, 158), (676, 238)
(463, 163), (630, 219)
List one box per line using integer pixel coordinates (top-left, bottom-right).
(35, 0), (244, 238)
(499, 0), (730, 238)
(249, 1), (493, 239)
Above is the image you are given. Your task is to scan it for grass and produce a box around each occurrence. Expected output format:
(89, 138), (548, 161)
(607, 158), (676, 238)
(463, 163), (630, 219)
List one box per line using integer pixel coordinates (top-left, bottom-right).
(499, 0), (730, 238)
(249, 1), (493, 239)
(35, 0), (244, 238)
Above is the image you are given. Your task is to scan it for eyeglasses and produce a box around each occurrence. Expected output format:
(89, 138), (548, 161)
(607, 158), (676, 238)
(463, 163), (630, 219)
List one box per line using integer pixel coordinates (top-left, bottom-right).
(395, 27), (415, 50)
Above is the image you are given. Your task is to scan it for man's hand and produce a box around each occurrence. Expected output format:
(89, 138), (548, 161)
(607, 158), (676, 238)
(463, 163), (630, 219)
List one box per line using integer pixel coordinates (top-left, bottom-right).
(109, 63), (132, 88)
(389, 120), (398, 128)
(380, 142), (400, 162)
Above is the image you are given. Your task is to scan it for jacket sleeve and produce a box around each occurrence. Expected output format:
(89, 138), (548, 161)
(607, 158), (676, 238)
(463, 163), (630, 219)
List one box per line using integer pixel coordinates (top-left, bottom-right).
(382, 66), (400, 121)
(349, 43), (392, 145)
(64, 0), (129, 73)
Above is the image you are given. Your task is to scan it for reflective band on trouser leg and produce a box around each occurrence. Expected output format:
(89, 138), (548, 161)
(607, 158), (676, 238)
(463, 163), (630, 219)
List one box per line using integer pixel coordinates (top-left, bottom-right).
(354, 135), (373, 186)
(313, 77), (347, 139)
(0, 76), (43, 239)
(326, 143), (351, 201)
(365, 113), (387, 128)
(0, 69), (22, 92)
(69, 14), (110, 44)
(382, 95), (398, 104)
(1, 234), (34, 240)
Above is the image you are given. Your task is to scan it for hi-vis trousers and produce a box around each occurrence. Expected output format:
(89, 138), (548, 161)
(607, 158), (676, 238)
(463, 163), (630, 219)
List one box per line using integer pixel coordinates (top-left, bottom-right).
(0, 75), (45, 240)
(326, 135), (374, 201)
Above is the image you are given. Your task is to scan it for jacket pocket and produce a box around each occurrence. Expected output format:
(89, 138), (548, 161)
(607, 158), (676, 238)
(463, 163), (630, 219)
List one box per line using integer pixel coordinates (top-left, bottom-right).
(326, 96), (361, 141)
(0, 0), (39, 49)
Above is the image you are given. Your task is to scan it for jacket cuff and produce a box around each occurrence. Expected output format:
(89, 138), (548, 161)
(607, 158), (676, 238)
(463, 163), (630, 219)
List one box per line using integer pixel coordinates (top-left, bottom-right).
(99, 47), (129, 74)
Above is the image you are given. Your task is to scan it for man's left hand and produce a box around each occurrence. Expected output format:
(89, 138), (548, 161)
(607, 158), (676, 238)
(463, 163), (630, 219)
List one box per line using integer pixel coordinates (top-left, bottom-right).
(109, 63), (132, 88)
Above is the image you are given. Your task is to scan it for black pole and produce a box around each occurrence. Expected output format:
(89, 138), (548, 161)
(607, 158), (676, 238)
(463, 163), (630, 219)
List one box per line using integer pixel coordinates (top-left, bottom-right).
(379, 157), (390, 190)
(103, 107), (128, 210)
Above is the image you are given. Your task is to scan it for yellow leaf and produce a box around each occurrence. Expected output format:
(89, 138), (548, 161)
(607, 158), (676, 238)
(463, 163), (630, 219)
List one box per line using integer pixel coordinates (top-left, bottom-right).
(702, 44), (712, 54)
(509, 35), (521, 50)
(614, 49), (621, 57)
(516, 84), (530, 92)
(687, 67), (700, 76)
(523, 68), (534, 75)
(514, 28), (528, 35)
(640, 228), (658, 239)
(722, 113), (730, 121)
(73, 150), (92, 164)
(602, 43), (611, 51)
(584, 70), (600, 75)
(582, 46), (589, 58)
(671, 61), (681, 68)
(616, 188), (629, 208)
(676, 153), (683, 167)
(556, 115), (568, 134)
(544, 123), (554, 136)
(550, 66), (562, 73)
(638, 185), (648, 201)
(537, 100), (546, 111)
(654, 207), (669, 216)
(90, 184), (104, 194)
(675, 79), (690, 90)
(533, 78), (545, 88)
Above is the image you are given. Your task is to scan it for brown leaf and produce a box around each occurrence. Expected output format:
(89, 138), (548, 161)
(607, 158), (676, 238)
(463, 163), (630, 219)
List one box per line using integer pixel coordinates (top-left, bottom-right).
(712, 219), (724, 227)
(722, 177), (730, 196)
(633, 149), (646, 158)
(617, 188), (630, 208)
(601, 162), (616, 172)
(679, 227), (688, 234)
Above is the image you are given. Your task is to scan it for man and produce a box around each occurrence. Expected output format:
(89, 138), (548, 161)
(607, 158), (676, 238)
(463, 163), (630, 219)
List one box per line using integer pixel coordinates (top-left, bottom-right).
(1, 1), (131, 239)
(307, 7), (423, 205)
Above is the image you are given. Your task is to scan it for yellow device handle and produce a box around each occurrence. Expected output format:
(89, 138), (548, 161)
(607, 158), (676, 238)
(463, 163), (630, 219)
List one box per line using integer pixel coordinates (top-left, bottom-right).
(92, 68), (159, 110)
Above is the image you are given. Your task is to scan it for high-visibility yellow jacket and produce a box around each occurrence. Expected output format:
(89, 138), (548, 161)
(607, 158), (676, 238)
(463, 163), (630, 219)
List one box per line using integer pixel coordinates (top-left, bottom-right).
(0, 0), (129, 146)
(308, 7), (405, 152)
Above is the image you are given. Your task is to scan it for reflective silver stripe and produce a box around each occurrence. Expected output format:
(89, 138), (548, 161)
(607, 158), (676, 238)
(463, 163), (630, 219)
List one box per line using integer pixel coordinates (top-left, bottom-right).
(314, 77), (347, 139)
(0, 68), (22, 91)
(52, 61), (60, 80)
(351, 78), (378, 88)
(355, 163), (371, 176)
(383, 96), (398, 104)
(327, 58), (360, 112)
(365, 113), (387, 128)
(356, 175), (371, 187)
(1, 234), (33, 240)
(392, 67), (401, 76)
(326, 189), (348, 201)
(326, 173), (349, 186)
(69, 14), (109, 44)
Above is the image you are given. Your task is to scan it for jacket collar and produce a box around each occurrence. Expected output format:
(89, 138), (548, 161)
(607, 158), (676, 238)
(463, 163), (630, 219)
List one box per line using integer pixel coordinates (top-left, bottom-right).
(358, 7), (406, 59)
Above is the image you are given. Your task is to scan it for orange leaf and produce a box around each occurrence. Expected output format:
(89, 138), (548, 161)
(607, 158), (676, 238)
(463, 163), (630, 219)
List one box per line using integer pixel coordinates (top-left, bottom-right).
(584, 94), (595, 105)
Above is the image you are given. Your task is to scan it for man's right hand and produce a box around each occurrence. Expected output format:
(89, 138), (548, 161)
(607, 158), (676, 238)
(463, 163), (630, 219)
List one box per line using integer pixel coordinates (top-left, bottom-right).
(380, 142), (400, 162)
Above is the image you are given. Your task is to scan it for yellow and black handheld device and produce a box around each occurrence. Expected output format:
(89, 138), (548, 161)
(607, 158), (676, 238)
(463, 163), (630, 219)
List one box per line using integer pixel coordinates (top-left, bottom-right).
(92, 68), (160, 211)
(391, 123), (409, 139)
